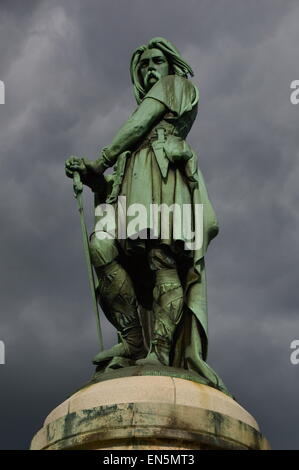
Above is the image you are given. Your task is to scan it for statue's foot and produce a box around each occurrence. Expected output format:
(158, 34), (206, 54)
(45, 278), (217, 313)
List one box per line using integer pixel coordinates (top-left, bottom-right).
(135, 350), (166, 366)
(92, 343), (129, 365)
(93, 342), (147, 366)
(105, 356), (134, 370)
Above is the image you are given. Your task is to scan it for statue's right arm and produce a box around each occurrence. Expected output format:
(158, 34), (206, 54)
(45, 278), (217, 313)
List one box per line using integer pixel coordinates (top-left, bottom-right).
(65, 98), (166, 182)
(93, 97), (167, 172)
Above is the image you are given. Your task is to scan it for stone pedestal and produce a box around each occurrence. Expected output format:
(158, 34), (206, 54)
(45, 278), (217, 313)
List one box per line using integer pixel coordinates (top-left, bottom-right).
(30, 366), (270, 450)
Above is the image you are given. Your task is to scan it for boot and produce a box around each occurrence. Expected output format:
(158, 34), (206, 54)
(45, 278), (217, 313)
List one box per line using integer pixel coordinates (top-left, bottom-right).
(92, 324), (145, 365)
(136, 335), (172, 366)
(136, 268), (183, 366)
(92, 260), (147, 366)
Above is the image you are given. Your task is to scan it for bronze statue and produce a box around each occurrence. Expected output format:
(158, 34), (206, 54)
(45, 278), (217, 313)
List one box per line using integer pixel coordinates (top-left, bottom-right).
(65, 37), (230, 395)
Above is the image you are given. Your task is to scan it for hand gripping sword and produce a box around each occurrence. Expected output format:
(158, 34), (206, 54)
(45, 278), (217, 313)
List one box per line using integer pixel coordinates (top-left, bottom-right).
(73, 171), (104, 352)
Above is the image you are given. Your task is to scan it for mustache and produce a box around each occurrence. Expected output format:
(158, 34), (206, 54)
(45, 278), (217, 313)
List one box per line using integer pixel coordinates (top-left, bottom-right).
(145, 70), (160, 82)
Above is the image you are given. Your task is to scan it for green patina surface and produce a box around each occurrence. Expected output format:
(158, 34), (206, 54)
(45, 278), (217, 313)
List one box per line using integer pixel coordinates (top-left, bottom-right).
(65, 37), (230, 397)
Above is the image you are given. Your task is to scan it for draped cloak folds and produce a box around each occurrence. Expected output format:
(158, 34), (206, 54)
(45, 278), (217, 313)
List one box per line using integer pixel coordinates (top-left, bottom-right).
(94, 75), (231, 396)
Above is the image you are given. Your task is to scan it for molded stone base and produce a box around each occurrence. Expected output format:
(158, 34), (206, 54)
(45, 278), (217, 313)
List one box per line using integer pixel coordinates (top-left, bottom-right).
(30, 373), (270, 450)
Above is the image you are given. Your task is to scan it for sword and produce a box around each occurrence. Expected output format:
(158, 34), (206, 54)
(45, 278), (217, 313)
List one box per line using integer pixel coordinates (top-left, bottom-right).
(73, 171), (104, 351)
(151, 128), (169, 179)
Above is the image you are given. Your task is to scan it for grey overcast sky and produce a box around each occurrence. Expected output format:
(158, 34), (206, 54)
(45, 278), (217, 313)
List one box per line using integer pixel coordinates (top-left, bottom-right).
(0, 0), (298, 450)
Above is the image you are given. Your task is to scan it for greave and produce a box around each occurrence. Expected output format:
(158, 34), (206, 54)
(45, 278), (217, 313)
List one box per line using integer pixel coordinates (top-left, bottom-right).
(151, 268), (184, 365)
(93, 260), (145, 363)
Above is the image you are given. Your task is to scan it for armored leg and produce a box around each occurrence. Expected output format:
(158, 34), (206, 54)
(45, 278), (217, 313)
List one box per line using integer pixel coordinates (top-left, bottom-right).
(136, 246), (184, 366)
(89, 232), (146, 366)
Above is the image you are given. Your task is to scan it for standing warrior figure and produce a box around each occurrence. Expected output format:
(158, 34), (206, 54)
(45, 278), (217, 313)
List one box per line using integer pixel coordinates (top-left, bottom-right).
(66, 37), (229, 395)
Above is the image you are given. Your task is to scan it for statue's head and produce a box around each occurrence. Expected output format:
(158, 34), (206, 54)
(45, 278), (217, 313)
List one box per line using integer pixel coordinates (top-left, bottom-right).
(130, 37), (194, 104)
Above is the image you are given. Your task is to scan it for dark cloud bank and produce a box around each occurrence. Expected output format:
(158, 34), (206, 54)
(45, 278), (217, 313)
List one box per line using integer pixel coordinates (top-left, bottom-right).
(0, 0), (298, 449)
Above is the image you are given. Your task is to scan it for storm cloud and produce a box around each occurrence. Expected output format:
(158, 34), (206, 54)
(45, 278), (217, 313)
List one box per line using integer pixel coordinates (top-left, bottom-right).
(0, 0), (298, 449)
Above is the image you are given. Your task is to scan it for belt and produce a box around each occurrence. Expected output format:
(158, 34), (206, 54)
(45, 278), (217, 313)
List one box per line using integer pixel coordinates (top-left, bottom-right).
(136, 127), (177, 151)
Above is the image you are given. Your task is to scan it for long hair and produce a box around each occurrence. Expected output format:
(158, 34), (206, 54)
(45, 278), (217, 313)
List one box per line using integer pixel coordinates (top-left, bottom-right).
(130, 37), (194, 104)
